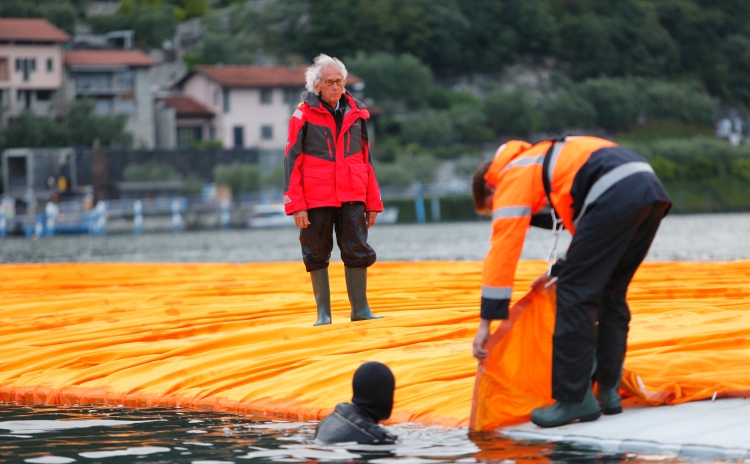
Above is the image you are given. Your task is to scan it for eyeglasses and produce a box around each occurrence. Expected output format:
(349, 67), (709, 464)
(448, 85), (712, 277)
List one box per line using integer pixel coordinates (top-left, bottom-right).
(323, 79), (345, 87)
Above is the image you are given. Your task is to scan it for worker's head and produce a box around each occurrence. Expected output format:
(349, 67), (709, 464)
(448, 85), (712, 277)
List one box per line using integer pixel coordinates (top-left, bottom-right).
(472, 161), (495, 216)
(351, 361), (395, 422)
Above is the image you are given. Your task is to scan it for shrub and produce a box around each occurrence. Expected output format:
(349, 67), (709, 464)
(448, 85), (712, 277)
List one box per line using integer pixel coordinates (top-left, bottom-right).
(213, 162), (261, 194)
(685, 156), (716, 180)
(642, 81), (717, 126)
(649, 156), (678, 181)
(731, 158), (750, 181)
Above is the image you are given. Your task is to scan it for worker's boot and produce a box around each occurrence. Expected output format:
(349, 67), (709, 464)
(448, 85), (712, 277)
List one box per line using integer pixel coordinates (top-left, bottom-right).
(311, 268), (331, 326)
(596, 372), (623, 415)
(531, 359), (602, 428)
(345, 266), (383, 321)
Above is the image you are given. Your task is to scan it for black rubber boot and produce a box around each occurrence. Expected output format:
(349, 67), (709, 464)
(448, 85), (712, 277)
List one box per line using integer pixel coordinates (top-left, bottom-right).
(530, 386), (602, 427)
(596, 374), (623, 415)
(311, 268), (331, 326)
(345, 267), (383, 321)
(531, 357), (602, 427)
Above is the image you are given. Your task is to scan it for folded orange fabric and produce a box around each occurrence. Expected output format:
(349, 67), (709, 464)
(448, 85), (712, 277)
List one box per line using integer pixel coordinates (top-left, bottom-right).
(0, 261), (748, 430)
(471, 261), (750, 430)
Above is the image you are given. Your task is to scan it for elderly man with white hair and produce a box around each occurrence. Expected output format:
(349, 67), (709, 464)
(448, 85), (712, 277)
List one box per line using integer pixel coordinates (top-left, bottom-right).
(283, 53), (383, 326)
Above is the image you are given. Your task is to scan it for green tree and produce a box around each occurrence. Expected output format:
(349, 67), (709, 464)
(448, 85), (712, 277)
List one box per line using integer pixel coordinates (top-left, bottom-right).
(399, 110), (455, 147)
(0, 100), (131, 151)
(538, 89), (597, 132)
(576, 78), (641, 131)
(641, 80), (717, 126)
(346, 52), (434, 111)
(65, 100), (131, 147)
(0, 0), (79, 34)
(173, 0), (208, 21)
(449, 104), (493, 143)
(483, 86), (536, 136)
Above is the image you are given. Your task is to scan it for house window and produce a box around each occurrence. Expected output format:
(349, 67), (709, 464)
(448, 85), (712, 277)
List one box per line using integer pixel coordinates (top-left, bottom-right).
(233, 126), (244, 148)
(36, 90), (52, 101)
(209, 126), (216, 141)
(0, 58), (8, 81)
(47, 58), (53, 72)
(260, 88), (272, 105)
(213, 88), (219, 107)
(76, 72), (111, 93)
(177, 126), (203, 147)
(15, 58), (35, 82)
(223, 88), (230, 113)
(261, 125), (273, 140)
(283, 88), (300, 104)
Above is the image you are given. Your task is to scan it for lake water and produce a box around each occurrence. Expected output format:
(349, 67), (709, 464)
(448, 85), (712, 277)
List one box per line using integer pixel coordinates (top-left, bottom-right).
(1, 213), (748, 463)
(1, 212), (749, 263)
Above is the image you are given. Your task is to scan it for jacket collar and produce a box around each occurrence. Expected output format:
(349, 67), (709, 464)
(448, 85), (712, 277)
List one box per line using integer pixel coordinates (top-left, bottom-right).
(302, 90), (367, 113)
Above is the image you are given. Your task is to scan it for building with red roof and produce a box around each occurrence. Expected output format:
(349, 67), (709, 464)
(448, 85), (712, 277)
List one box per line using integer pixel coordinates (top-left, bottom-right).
(0, 18), (71, 124)
(155, 95), (216, 148)
(64, 49), (157, 148)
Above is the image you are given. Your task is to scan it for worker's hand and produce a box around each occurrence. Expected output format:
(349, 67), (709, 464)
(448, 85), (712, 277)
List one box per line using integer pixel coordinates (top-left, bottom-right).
(472, 318), (492, 360)
(366, 211), (378, 229)
(294, 210), (310, 228)
(530, 273), (557, 291)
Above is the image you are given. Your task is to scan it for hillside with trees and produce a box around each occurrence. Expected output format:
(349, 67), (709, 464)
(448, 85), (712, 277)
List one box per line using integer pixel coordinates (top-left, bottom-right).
(3, 0), (750, 211)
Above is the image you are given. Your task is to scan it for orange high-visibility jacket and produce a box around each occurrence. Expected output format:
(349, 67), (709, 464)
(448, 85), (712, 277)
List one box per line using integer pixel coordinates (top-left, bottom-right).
(480, 136), (667, 320)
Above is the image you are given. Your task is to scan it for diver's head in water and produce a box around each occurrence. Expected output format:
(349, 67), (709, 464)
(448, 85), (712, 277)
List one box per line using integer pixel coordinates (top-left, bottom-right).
(352, 361), (395, 422)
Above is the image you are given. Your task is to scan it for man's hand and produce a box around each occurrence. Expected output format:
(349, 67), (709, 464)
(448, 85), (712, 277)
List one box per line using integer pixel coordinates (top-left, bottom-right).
(472, 318), (492, 360)
(366, 211), (378, 229)
(530, 273), (558, 291)
(294, 210), (310, 228)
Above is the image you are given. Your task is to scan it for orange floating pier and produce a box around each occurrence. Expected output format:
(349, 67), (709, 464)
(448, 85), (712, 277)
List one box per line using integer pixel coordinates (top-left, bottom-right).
(0, 260), (749, 437)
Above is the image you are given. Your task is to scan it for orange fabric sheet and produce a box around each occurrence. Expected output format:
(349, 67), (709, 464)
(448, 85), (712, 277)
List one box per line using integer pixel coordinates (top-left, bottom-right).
(0, 261), (748, 430)
(471, 261), (750, 430)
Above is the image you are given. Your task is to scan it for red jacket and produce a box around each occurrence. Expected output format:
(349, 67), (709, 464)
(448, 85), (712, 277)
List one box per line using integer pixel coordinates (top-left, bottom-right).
(283, 90), (383, 215)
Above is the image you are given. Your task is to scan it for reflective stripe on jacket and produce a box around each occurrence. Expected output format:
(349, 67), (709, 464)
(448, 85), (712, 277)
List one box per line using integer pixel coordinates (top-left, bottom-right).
(480, 136), (670, 320)
(283, 90), (383, 215)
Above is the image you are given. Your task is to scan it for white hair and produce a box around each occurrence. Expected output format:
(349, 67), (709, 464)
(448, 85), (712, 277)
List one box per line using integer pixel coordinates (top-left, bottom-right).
(305, 53), (348, 95)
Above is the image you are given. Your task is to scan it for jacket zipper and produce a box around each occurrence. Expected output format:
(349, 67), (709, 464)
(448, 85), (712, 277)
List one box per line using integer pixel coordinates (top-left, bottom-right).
(326, 137), (333, 159)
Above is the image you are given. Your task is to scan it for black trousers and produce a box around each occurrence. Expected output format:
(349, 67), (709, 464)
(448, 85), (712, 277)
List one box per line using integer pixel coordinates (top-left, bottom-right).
(300, 202), (377, 272)
(552, 201), (667, 402)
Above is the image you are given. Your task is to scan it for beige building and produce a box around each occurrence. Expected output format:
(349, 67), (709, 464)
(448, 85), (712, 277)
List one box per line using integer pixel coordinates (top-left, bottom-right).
(0, 18), (71, 126)
(63, 49), (157, 148)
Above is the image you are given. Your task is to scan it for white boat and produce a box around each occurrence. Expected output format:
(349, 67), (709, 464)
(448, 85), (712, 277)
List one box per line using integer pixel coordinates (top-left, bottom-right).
(247, 205), (399, 228)
(247, 204), (295, 228)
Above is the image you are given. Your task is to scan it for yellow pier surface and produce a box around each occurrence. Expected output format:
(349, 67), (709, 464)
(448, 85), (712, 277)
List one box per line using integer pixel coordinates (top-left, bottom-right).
(1, 260), (749, 428)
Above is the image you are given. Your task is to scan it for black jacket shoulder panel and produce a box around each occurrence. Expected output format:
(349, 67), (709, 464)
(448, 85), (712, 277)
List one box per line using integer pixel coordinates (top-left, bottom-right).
(314, 403), (396, 444)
